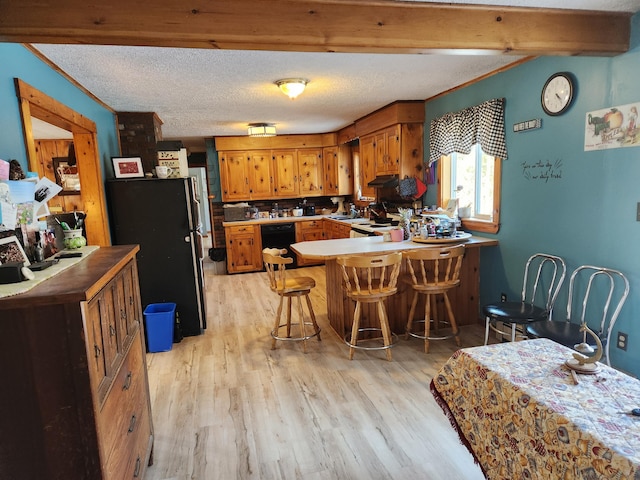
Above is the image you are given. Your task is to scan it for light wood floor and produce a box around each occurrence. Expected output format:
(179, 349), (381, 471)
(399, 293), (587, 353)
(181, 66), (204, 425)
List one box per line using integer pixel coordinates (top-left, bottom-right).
(144, 258), (488, 480)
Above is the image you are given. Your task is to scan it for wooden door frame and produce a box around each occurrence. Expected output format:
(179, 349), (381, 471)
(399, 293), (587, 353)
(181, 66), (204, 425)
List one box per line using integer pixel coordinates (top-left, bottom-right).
(15, 78), (111, 246)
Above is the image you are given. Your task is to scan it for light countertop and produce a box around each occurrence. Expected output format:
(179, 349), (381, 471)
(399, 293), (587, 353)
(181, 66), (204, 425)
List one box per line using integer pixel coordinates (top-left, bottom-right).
(290, 235), (498, 260)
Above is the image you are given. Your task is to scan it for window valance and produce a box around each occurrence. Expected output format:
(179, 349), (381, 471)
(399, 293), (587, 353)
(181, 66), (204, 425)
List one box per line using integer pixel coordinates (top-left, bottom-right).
(428, 98), (507, 166)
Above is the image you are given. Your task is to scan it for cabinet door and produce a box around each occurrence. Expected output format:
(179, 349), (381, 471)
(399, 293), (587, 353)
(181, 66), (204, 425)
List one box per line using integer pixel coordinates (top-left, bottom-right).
(359, 135), (377, 199)
(298, 148), (323, 196)
(323, 146), (338, 195)
(220, 151), (250, 201)
(384, 125), (401, 175)
(225, 225), (262, 273)
(373, 131), (388, 174)
(273, 150), (298, 198)
(83, 298), (110, 399)
(247, 151), (273, 199)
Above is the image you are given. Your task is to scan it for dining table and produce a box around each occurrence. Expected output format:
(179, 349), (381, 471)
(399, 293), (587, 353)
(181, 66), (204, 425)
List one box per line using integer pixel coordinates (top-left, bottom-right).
(431, 338), (640, 479)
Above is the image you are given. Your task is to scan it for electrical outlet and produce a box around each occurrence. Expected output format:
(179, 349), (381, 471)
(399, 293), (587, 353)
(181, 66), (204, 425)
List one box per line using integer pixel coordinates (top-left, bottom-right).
(501, 293), (507, 302)
(618, 332), (628, 351)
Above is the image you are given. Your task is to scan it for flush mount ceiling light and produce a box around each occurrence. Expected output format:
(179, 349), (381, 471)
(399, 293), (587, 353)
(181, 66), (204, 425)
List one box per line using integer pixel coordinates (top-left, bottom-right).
(275, 78), (309, 99)
(248, 123), (276, 137)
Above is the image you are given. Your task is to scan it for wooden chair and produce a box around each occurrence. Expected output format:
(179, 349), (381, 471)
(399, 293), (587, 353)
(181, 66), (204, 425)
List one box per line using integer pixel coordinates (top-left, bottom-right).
(403, 245), (465, 353)
(337, 252), (402, 361)
(263, 249), (321, 353)
(483, 253), (566, 344)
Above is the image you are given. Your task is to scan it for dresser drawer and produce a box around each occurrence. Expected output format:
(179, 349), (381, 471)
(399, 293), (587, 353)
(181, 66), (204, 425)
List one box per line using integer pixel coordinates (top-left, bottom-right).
(97, 329), (149, 467)
(104, 404), (151, 479)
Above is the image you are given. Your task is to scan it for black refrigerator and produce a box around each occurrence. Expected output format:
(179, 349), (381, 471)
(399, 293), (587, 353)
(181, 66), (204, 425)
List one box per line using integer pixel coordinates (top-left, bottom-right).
(106, 177), (206, 337)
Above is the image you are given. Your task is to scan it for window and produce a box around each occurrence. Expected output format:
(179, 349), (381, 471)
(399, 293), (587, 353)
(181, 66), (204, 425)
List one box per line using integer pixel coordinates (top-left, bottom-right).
(438, 144), (501, 234)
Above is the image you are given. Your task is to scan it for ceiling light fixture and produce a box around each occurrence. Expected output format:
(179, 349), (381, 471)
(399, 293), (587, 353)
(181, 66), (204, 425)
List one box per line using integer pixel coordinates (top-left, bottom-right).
(275, 78), (309, 99)
(248, 123), (276, 137)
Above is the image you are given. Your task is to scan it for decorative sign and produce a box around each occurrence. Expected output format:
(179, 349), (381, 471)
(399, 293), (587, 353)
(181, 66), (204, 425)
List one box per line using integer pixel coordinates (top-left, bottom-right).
(513, 118), (542, 132)
(584, 102), (639, 151)
(521, 159), (563, 182)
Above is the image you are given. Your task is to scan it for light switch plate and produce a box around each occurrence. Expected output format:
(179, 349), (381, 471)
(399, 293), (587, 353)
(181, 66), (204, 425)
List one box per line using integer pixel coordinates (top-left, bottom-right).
(637, 202), (640, 221)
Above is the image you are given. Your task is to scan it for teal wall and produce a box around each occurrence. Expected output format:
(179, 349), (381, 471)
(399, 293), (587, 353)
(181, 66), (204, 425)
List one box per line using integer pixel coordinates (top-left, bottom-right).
(425, 12), (640, 376)
(205, 138), (221, 202)
(0, 44), (120, 176)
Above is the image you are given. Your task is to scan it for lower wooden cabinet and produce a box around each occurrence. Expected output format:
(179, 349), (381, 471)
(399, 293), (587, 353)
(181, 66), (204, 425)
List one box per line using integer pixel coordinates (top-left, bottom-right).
(0, 245), (154, 480)
(225, 224), (263, 273)
(295, 220), (325, 266)
(325, 218), (352, 239)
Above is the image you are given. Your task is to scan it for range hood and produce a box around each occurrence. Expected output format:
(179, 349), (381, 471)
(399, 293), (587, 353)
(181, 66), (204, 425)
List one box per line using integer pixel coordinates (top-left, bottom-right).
(367, 175), (399, 188)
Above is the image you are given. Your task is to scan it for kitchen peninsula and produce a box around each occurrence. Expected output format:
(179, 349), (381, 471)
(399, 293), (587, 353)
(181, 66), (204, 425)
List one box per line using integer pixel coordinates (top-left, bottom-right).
(291, 235), (498, 337)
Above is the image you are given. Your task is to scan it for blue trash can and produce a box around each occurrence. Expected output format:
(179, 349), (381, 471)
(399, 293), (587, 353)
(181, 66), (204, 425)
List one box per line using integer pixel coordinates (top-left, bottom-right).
(143, 303), (176, 352)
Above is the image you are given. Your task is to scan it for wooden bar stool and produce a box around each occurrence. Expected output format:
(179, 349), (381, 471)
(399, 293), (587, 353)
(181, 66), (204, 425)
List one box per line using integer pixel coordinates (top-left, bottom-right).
(337, 252), (402, 361)
(403, 245), (465, 353)
(263, 249), (321, 353)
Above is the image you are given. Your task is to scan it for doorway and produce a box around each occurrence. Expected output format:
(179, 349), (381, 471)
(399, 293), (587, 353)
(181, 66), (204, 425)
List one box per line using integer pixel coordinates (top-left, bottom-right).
(15, 79), (110, 246)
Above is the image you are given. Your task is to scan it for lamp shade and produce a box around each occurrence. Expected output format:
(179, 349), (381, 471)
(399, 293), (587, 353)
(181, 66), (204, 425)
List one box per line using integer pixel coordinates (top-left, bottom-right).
(275, 78), (308, 99)
(248, 123), (276, 137)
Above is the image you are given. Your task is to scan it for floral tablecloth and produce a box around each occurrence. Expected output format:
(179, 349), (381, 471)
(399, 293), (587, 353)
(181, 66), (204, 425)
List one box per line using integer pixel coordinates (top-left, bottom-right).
(431, 338), (640, 480)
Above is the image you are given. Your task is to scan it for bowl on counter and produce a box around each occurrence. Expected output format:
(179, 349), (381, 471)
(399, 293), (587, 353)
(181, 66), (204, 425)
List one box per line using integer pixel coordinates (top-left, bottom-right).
(292, 208), (303, 217)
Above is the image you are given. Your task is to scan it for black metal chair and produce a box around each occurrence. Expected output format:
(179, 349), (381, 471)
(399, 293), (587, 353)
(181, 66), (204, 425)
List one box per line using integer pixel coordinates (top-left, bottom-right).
(483, 253), (566, 344)
(525, 265), (629, 366)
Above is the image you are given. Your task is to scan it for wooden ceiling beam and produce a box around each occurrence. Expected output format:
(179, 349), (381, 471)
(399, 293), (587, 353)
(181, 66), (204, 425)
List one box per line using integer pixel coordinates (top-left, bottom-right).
(0, 0), (631, 56)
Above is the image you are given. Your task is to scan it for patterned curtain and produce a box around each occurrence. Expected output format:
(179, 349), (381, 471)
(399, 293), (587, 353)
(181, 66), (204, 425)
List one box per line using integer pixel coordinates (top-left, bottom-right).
(428, 98), (507, 166)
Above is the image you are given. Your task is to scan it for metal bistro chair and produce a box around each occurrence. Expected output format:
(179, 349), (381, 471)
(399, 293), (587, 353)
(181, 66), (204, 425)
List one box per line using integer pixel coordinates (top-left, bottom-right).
(526, 265), (629, 367)
(403, 245), (465, 353)
(337, 252), (402, 361)
(484, 253), (566, 345)
(263, 248), (321, 353)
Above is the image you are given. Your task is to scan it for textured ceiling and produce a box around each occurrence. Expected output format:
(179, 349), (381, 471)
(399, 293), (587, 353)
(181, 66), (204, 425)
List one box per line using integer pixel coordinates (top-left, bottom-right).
(30, 0), (640, 150)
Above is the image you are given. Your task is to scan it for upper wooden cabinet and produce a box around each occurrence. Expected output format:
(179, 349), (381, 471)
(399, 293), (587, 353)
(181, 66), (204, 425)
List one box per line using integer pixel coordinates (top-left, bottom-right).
(219, 151), (250, 201)
(247, 151), (273, 199)
(323, 145), (353, 196)
(272, 149), (298, 198)
(297, 148), (323, 196)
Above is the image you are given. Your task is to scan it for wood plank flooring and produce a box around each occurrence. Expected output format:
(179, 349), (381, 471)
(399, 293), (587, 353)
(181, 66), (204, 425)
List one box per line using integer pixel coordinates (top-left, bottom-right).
(144, 258), (489, 480)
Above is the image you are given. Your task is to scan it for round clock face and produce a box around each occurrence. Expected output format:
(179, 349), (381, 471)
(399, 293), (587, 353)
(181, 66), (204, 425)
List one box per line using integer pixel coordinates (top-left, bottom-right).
(541, 73), (574, 116)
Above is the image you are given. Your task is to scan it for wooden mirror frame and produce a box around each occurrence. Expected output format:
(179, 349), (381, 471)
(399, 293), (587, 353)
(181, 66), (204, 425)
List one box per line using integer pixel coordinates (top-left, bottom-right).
(15, 78), (111, 246)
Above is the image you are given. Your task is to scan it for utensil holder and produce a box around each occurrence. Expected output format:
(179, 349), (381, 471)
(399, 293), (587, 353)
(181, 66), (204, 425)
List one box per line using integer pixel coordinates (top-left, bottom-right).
(63, 229), (86, 249)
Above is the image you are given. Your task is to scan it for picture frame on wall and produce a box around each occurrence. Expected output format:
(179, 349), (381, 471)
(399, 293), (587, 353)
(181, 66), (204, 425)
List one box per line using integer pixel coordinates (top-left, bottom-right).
(112, 157), (144, 179)
(0, 235), (31, 266)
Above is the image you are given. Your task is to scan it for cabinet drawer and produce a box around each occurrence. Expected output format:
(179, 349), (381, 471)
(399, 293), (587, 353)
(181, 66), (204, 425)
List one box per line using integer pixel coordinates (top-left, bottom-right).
(104, 400), (151, 479)
(297, 220), (322, 230)
(227, 224), (256, 235)
(97, 330), (148, 467)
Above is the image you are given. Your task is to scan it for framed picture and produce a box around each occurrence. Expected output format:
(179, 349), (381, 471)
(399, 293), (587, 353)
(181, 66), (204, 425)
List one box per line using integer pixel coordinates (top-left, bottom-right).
(112, 157), (144, 178)
(0, 235), (30, 266)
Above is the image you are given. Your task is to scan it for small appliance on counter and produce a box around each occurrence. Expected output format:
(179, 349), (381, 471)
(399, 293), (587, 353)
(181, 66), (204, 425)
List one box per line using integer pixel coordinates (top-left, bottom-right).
(303, 204), (315, 216)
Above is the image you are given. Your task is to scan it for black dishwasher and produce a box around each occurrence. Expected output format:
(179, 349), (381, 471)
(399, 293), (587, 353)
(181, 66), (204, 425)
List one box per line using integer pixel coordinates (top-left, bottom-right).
(261, 223), (298, 268)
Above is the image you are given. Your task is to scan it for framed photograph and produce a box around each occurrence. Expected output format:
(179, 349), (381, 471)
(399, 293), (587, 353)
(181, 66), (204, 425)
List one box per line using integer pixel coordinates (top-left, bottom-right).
(112, 157), (144, 178)
(0, 235), (30, 266)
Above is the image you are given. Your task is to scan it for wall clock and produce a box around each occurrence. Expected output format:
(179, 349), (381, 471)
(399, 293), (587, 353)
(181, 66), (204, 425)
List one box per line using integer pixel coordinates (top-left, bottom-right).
(541, 72), (575, 116)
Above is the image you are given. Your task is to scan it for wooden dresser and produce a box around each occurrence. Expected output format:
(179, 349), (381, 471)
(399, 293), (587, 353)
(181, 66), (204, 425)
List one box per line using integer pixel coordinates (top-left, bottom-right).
(0, 245), (154, 479)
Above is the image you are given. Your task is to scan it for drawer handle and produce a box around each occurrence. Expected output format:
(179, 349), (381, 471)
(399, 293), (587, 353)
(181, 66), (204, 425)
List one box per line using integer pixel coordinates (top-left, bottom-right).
(94, 345), (101, 358)
(128, 414), (137, 433)
(109, 324), (116, 337)
(121, 309), (127, 320)
(123, 372), (132, 391)
(133, 457), (141, 478)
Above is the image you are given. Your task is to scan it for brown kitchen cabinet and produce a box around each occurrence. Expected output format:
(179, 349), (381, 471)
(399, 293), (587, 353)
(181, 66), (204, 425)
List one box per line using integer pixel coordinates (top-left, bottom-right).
(225, 224), (263, 273)
(219, 151), (250, 201)
(359, 134), (377, 199)
(219, 151), (274, 201)
(34, 139), (83, 213)
(323, 145), (353, 196)
(247, 150), (273, 199)
(325, 218), (352, 239)
(295, 220), (325, 266)
(272, 149), (298, 198)
(0, 245), (154, 480)
(297, 148), (323, 196)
